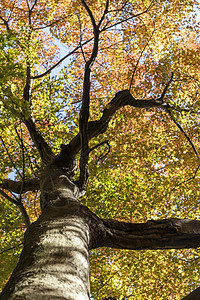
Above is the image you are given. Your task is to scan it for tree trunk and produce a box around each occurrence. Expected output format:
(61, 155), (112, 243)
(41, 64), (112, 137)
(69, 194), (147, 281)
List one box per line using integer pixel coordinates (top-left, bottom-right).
(0, 160), (93, 300)
(0, 204), (92, 300)
(1, 159), (200, 299)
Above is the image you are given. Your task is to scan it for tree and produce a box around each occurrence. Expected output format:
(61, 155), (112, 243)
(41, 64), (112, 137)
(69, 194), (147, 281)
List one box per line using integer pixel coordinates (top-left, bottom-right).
(0, 0), (200, 299)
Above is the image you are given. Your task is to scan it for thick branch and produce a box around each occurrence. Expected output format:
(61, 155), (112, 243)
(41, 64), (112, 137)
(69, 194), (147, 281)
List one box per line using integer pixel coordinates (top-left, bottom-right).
(78, 0), (100, 190)
(69, 89), (165, 155)
(1, 178), (39, 194)
(95, 218), (200, 250)
(18, 202), (30, 228)
(23, 117), (55, 164)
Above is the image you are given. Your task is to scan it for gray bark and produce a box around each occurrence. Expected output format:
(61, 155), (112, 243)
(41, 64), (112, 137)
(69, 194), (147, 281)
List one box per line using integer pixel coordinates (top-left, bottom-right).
(0, 161), (93, 299)
(1, 159), (200, 299)
(0, 205), (91, 300)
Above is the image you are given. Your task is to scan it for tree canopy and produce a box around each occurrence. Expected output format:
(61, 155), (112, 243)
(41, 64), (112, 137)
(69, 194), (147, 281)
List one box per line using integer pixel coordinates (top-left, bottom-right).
(0, 0), (200, 299)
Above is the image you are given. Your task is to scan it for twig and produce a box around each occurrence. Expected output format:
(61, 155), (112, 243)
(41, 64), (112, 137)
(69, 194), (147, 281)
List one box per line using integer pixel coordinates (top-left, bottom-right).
(31, 36), (94, 79)
(0, 243), (23, 255)
(0, 16), (10, 31)
(77, 14), (87, 62)
(90, 140), (110, 161)
(159, 73), (174, 102)
(0, 136), (23, 179)
(0, 189), (30, 227)
(167, 109), (200, 181)
(101, 0), (154, 33)
(129, 29), (155, 91)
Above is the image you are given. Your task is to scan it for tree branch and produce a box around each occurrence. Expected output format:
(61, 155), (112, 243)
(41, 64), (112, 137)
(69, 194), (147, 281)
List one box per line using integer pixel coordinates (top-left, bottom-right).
(31, 37), (94, 79)
(0, 189), (18, 205)
(23, 117), (55, 164)
(98, 0), (109, 29)
(18, 201), (31, 228)
(1, 178), (39, 194)
(69, 89), (166, 156)
(0, 16), (10, 31)
(129, 29), (156, 90)
(78, 0), (100, 191)
(0, 136), (23, 179)
(94, 218), (200, 250)
(101, 0), (154, 33)
(0, 189), (30, 227)
(0, 243), (23, 255)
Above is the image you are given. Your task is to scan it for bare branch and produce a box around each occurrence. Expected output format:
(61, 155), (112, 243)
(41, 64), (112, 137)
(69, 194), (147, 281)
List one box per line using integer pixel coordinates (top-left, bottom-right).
(0, 189), (18, 205)
(159, 72), (174, 102)
(167, 109), (200, 181)
(19, 26), (54, 165)
(98, 0), (109, 29)
(0, 189), (30, 227)
(30, 0), (38, 12)
(93, 218), (200, 250)
(0, 136), (23, 179)
(0, 243), (23, 256)
(1, 178), (39, 194)
(78, 0), (100, 191)
(89, 140), (110, 153)
(23, 66), (31, 102)
(129, 29), (156, 90)
(77, 14), (87, 62)
(90, 140), (110, 161)
(69, 89), (165, 156)
(31, 1), (152, 80)
(23, 117), (55, 164)
(31, 37), (94, 79)
(81, 0), (96, 29)
(33, 16), (67, 30)
(101, 0), (154, 33)
(18, 201), (31, 228)
(0, 16), (10, 31)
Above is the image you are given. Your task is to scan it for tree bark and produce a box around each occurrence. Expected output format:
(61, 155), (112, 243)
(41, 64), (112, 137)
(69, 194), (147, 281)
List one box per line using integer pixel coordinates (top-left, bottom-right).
(0, 200), (92, 300)
(182, 287), (200, 300)
(0, 160), (92, 300)
(1, 159), (200, 299)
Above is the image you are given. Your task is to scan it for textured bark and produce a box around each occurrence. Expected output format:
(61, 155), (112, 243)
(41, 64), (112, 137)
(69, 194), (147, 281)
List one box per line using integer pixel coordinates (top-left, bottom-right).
(182, 287), (200, 299)
(1, 178), (39, 194)
(0, 204), (91, 300)
(99, 218), (200, 250)
(1, 153), (200, 299)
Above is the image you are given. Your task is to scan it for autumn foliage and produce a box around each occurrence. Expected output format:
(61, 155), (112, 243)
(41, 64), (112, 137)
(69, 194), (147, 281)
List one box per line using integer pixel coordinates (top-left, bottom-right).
(0, 0), (200, 299)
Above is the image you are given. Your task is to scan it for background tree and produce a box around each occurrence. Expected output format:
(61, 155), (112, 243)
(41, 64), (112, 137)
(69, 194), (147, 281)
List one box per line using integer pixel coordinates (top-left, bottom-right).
(0, 0), (200, 299)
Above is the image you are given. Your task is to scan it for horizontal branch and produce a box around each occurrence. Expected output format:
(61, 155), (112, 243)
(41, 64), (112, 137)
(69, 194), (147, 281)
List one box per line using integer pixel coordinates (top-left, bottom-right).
(95, 218), (200, 250)
(1, 178), (39, 194)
